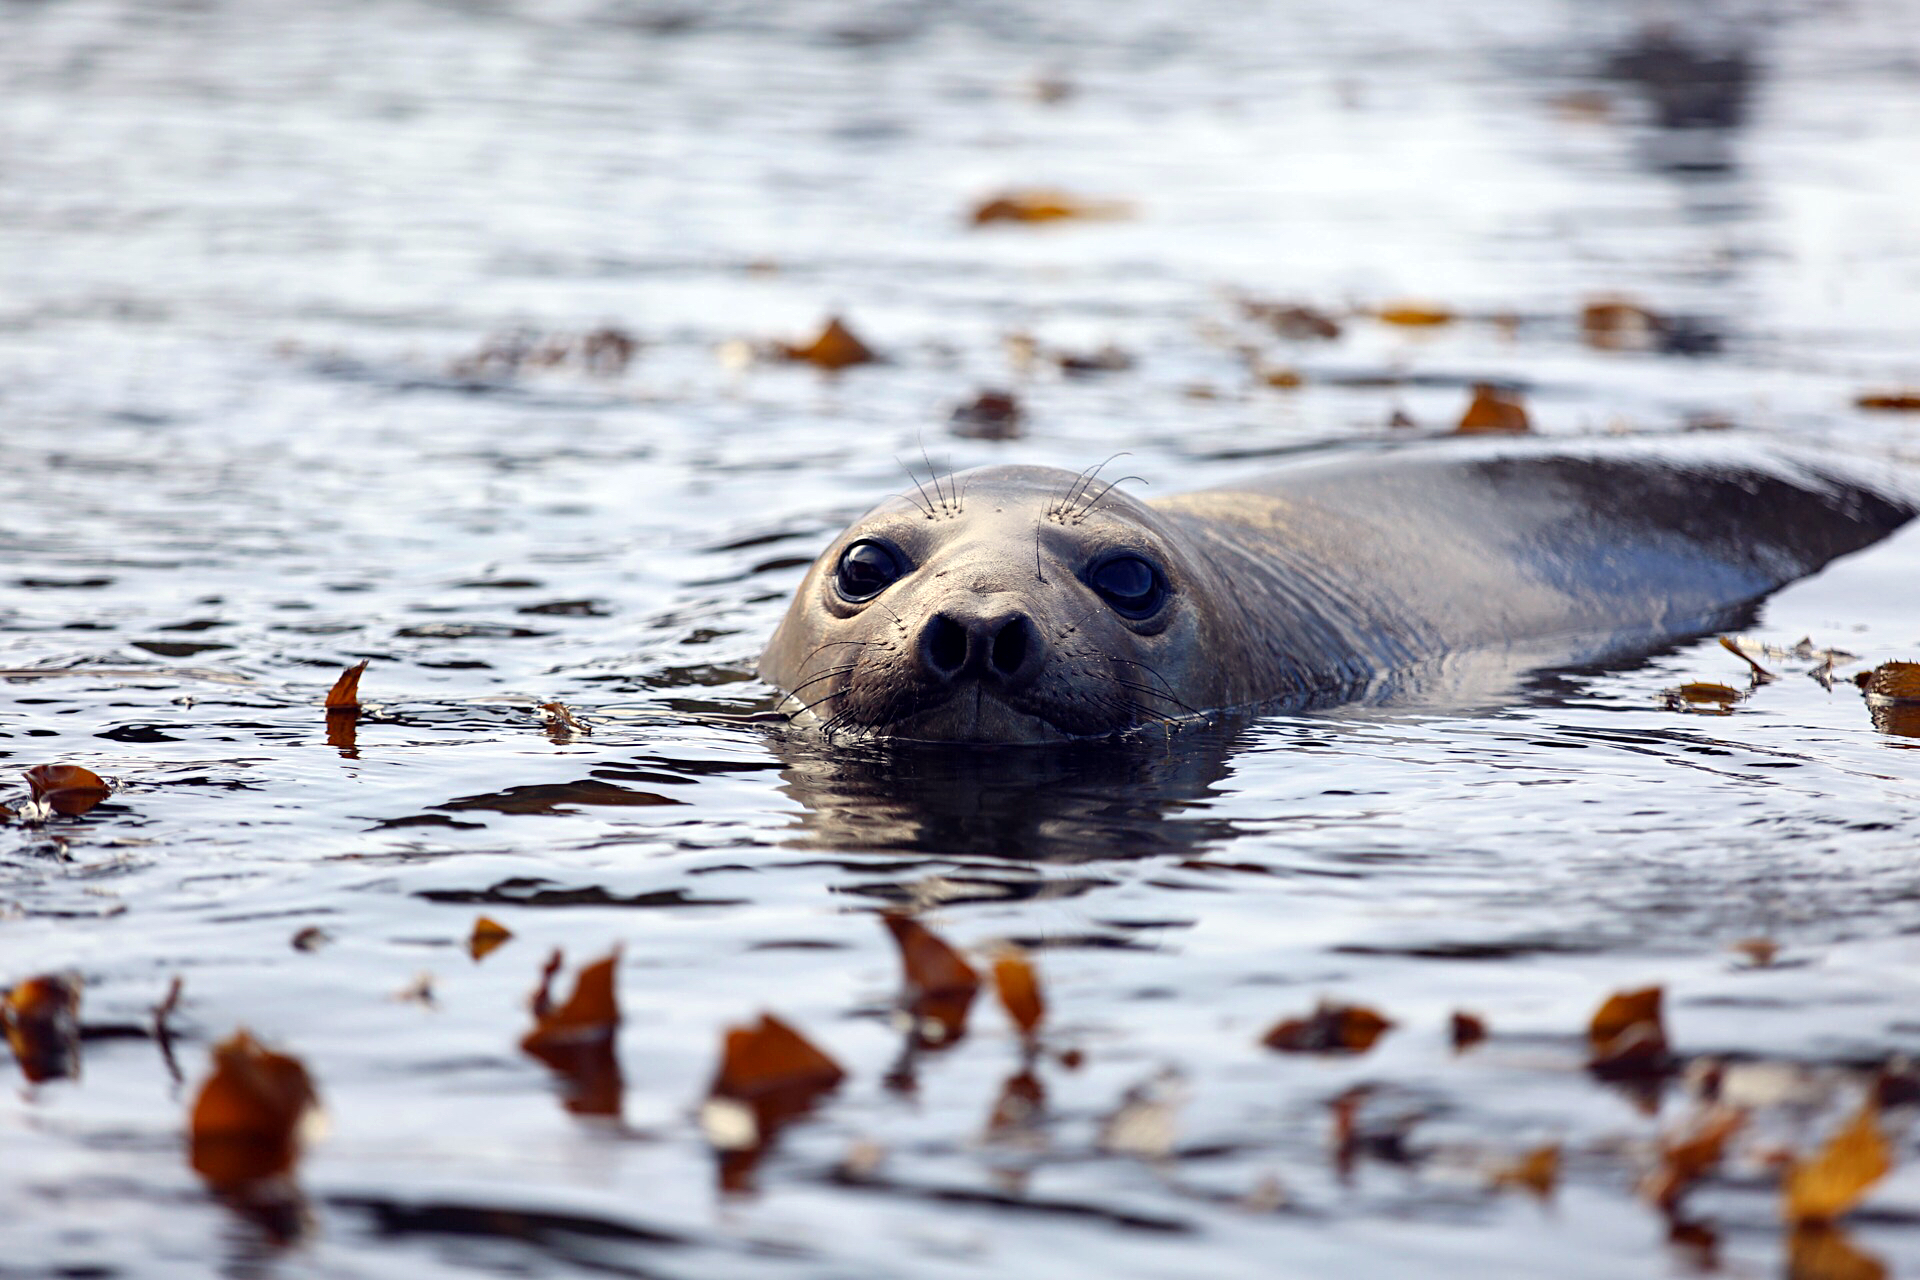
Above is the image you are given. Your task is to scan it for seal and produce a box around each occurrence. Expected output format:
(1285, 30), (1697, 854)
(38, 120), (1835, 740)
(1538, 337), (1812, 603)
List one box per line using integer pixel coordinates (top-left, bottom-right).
(759, 437), (1915, 744)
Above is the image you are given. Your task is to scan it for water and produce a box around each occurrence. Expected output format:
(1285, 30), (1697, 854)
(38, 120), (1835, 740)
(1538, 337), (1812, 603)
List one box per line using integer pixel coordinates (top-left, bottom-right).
(5, 1), (1920, 1275)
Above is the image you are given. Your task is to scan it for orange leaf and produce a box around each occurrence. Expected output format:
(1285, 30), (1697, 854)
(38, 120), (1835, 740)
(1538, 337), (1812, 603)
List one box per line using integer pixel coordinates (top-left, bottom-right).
(1588, 986), (1669, 1071)
(521, 949), (620, 1053)
(1377, 303), (1454, 327)
(469, 915), (513, 962)
(324, 661), (367, 714)
(1643, 1105), (1746, 1213)
(1856, 390), (1920, 412)
(1451, 1010), (1488, 1052)
(1788, 1224), (1889, 1280)
(1456, 383), (1531, 435)
(1784, 1105), (1893, 1226)
(189, 1030), (320, 1188)
(780, 316), (877, 371)
(1719, 634), (1776, 680)
(23, 764), (111, 817)
(1262, 1001), (1394, 1055)
(1581, 298), (1665, 352)
(1492, 1144), (1560, 1197)
(991, 948), (1046, 1038)
(883, 913), (979, 998)
(710, 1013), (845, 1101)
(970, 189), (1130, 226)
(4, 972), (82, 1083)
(1858, 662), (1920, 701)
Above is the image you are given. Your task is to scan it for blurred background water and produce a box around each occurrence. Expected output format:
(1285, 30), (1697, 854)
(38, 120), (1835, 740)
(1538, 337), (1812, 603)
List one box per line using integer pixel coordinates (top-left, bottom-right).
(4, 1), (1920, 1275)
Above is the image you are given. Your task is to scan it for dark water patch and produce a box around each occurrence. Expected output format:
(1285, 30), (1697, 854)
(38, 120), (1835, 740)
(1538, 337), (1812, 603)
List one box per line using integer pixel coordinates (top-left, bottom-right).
(415, 878), (745, 909)
(435, 781), (687, 814)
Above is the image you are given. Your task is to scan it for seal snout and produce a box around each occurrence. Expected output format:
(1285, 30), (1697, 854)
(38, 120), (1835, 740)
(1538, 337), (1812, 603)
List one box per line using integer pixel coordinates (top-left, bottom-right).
(917, 609), (1043, 691)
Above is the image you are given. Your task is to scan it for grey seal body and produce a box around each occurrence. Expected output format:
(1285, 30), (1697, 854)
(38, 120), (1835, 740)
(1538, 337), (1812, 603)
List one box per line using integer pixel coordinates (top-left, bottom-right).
(759, 437), (1915, 744)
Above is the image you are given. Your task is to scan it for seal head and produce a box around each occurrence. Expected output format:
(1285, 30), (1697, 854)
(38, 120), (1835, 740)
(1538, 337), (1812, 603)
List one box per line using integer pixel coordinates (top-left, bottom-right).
(758, 465), (1232, 743)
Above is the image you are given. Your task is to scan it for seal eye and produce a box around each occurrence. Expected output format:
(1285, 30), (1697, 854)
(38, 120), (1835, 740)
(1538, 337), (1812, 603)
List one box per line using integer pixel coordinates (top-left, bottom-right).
(834, 539), (905, 602)
(1088, 554), (1167, 620)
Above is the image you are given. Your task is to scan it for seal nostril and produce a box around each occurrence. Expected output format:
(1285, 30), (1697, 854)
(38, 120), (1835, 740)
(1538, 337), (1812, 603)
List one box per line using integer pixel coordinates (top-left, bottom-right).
(989, 617), (1029, 677)
(922, 614), (968, 677)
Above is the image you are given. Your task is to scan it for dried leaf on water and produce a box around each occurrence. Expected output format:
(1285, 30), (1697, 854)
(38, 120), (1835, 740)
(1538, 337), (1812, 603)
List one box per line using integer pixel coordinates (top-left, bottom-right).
(883, 912), (980, 1048)
(969, 189), (1131, 226)
(1375, 303), (1455, 328)
(1732, 936), (1780, 968)
(520, 949), (623, 1117)
(1588, 986), (1670, 1073)
(1262, 1001), (1393, 1055)
(1056, 344), (1135, 376)
(1855, 390), (1920, 412)
(1856, 662), (1920, 700)
(1664, 681), (1742, 713)
(1257, 365), (1304, 389)
(1784, 1105), (1892, 1226)
(4, 972), (83, 1083)
(949, 389), (1025, 440)
(991, 947), (1046, 1040)
(469, 915), (513, 962)
(1098, 1068), (1186, 1160)
(1788, 1225), (1888, 1280)
(1719, 634), (1776, 681)
(779, 316), (877, 371)
(1491, 1144), (1560, 1197)
(1456, 383), (1532, 435)
(189, 1030), (321, 1189)
(1642, 1105), (1746, 1213)
(1241, 300), (1342, 341)
(701, 1012), (846, 1189)
(1451, 1010), (1489, 1052)
(23, 764), (111, 818)
(324, 661), (367, 714)
(522, 949), (620, 1053)
(1581, 297), (1666, 352)
(538, 702), (591, 736)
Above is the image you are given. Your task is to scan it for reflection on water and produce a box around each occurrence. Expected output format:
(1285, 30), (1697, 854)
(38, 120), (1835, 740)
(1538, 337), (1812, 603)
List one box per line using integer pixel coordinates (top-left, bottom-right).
(5, 0), (1920, 1276)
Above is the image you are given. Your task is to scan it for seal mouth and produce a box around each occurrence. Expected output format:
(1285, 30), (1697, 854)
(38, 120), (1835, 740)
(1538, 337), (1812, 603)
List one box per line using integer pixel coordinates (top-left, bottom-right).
(783, 683), (1080, 745)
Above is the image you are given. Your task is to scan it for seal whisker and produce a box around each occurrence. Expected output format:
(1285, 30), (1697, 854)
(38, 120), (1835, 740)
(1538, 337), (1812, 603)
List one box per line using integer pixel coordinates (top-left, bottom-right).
(896, 455), (938, 520)
(784, 662), (861, 700)
(1074, 475), (1148, 524)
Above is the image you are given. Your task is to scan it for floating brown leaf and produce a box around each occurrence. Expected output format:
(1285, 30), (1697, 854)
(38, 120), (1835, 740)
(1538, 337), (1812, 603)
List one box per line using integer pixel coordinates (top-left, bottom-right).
(1582, 298), (1666, 352)
(1856, 661), (1920, 700)
(1788, 1225), (1888, 1280)
(884, 913), (980, 1048)
(710, 1012), (845, 1102)
(538, 702), (591, 736)
(1665, 681), (1742, 713)
(970, 189), (1130, 226)
(1376, 303), (1454, 328)
(189, 1030), (320, 1189)
(991, 947), (1046, 1039)
(1456, 383), (1531, 435)
(1784, 1105), (1892, 1226)
(522, 949), (620, 1053)
(949, 389), (1025, 440)
(1491, 1144), (1560, 1197)
(1732, 936), (1780, 967)
(1643, 1105), (1746, 1213)
(1258, 366), (1304, 389)
(1056, 344), (1134, 376)
(1451, 1010), (1488, 1053)
(1855, 391), (1920, 412)
(323, 661), (367, 714)
(1589, 986), (1669, 1072)
(521, 949), (623, 1117)
(1262, 1001), (1394, 1055)
(1719, 634), (1776, 681)
(702, 1012), (845, 1190)
(23, 764), (111, 817)
(4, 972), (82, 1082)
(780, 316), (877, 371)
(469, 915), (513, 962)
(1242, 300), (1342, 341)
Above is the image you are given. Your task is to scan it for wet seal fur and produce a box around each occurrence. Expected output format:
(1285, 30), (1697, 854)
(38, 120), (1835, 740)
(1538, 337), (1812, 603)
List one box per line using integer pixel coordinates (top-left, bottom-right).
(759, 437), (1915, 744)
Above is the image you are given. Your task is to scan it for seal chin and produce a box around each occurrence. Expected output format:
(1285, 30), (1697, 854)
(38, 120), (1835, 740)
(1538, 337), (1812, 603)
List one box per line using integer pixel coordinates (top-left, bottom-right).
(882, 690), (1077, 745)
